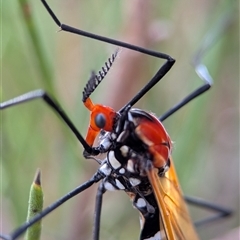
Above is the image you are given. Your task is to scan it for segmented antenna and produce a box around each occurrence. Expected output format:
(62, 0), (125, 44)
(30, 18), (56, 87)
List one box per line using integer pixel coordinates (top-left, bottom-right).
(82, 49), (120, 102)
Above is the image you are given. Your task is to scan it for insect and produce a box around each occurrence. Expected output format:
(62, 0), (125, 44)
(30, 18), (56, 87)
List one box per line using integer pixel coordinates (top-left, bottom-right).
(1, 0), (236, 240)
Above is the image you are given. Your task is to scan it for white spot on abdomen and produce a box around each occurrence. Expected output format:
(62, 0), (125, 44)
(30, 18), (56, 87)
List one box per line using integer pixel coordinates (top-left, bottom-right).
(115, 179), (125, 190)
(136, 198), (146, 208)
(108, 151), (121, 169)
(129, 178), (141, 186)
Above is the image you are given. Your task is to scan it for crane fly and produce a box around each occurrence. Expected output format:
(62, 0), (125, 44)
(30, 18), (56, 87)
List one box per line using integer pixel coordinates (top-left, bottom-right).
(0, 0), (231, 239)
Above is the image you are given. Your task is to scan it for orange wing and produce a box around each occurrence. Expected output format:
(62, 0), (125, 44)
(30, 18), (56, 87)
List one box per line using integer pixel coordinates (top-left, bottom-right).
(147, 157), (199, 240)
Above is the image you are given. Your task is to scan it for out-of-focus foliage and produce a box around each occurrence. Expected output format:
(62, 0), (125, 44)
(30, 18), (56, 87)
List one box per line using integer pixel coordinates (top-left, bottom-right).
(1, 0), (238, 239)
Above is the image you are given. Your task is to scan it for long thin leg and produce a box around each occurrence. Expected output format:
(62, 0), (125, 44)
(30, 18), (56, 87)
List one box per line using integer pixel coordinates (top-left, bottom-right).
(40, 0), (175, 112)
(159, 54), (212, 122)
(158, 39), (213, 121)
(119, 58), (175, 113)
(185, 196), (232, 227)
(0, 172), (103, 240)
(159, 8), (231, 122)
(0, 90), (97, 154)
(159, 81), (211, 122)
(41, 0), (172, 60)
(1, 51), (120, 154)
(93, 182), (106, 240)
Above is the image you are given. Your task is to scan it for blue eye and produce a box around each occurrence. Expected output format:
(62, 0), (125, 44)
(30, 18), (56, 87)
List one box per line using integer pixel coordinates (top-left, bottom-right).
(95, 113), (106, 129)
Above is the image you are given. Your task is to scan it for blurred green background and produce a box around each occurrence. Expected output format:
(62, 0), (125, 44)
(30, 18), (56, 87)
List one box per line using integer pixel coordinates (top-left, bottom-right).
(1, 0), (239, 239)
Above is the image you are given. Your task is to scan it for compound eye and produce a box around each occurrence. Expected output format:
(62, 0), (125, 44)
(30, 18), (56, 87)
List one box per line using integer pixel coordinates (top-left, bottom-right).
(95, 113), (106, 129)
